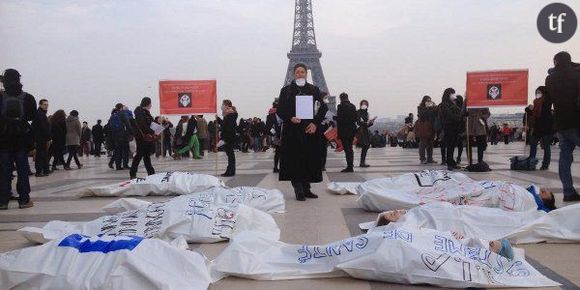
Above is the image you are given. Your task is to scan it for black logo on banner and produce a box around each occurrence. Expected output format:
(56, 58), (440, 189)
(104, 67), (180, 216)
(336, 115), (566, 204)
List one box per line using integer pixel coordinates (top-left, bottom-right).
(487, 84), (502, 100)
(178, 93), (192, 108)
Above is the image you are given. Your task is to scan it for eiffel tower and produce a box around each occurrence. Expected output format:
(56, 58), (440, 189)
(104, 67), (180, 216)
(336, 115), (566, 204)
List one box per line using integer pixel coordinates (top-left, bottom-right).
(284, 0), (336, 112)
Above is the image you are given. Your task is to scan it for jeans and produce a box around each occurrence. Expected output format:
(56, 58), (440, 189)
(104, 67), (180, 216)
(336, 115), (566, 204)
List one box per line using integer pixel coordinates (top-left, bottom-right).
(419, 137), (434, 162)
(529, 134), (553, 168)
(224, 142), (236, 174)
(177, 135), (201, 158)
(558, 128), (580, 197)
(444, 124), (459, 167)
(360, 145), (369, 166)
(80, 141), (90, 157)
(0, 150), (31, 205)
(66, 145), (81, 168)
(93, 141), (102, 157)
(468, 135), (487, 164)
(199, 138), (206, 156)
(130, 141), (155, 178)
(342, 136), (354, 169)
(253, 137), (261, 152)
(34, 141), (50, 174)
(114, 141), (130, 169)
(162, 138), (172, 157)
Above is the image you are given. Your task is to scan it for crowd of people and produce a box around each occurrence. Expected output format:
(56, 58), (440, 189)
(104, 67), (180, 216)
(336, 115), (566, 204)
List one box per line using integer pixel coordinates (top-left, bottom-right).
(0, 51), (579, 209)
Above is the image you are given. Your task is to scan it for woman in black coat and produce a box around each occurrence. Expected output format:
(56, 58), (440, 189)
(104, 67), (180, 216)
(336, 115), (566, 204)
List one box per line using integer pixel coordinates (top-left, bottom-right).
(277, 63), (328, 201)
(129, 97), (156, 179)
(357, 99), (375, 168)
(50, 109), (67, 171)
(439, 88), (462, 170)
(216, 99), (238, 176)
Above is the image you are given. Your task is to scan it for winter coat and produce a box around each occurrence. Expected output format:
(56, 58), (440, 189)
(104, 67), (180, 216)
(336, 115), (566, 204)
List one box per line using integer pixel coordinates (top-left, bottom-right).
(133, 106), (154, 143)
(277, 81), (328, 183)
(545, 64), (580, 130)
(217, 112), (238, 144)
(196, 117), (209, 139)
(65, 115), (81, 146)
(357, 109), (373, 146)
(32, 109), (51, 143)
(336, 100), (357, 140)
(467, 108), (490, 136)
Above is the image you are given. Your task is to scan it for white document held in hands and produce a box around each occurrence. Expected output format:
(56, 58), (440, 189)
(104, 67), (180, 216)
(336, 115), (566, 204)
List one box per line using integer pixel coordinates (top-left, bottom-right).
(295, 95), (314, 120)
(150, 122), (164, 135)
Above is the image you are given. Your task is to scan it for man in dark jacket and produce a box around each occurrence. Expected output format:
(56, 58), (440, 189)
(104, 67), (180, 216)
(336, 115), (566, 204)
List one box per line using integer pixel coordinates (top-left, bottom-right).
(92, 119), (104, 157)
(336, 92), (358, 172)
(545, 51), (580, 202)
(216, 100), (238, 177)
(0, 69), (36, 210)
(32, 99), (51, 177)
(80, 121), (91, 157)
(129, 97), (156, 179)
(109, 104), (132, 170)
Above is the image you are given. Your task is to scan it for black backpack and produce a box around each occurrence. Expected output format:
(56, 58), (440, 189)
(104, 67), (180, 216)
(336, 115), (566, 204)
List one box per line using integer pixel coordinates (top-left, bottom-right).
(0, 91), (30, 137)
(466, 161), (492, 172)
(510, 156), (539, 171)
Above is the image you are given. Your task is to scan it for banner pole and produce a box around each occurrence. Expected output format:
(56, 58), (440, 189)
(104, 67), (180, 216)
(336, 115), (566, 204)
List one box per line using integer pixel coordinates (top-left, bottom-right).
(524, 113), (528, 156)
(215, 115), (218, 176)
(466, 113), (472, 167)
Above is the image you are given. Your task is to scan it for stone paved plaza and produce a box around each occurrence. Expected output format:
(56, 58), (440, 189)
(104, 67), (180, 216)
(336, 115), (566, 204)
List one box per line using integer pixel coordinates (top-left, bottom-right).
(1, 143), (579, 289)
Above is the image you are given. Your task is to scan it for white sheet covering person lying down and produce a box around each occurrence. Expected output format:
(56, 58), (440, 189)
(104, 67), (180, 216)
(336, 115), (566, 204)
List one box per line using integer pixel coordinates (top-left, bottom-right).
(210, 228), (559, 288)
(0, 234), (212, 290)
(19, 193), (280, 244)
(78, 171), (225, 197)
(328, 170), (556, 212)
(361, 202), (580, 244)
(101, 186), (286, 214)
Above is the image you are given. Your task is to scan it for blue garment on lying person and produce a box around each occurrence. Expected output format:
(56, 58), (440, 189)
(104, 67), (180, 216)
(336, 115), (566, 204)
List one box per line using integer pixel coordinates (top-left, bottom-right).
(526, 185), (551, 212)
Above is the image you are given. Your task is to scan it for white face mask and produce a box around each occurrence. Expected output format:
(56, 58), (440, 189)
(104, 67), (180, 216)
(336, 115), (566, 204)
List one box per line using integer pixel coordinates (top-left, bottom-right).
(323, 98), (330, 104)
(361, 105), (368, 110)
(295, 78), (306, 87)
(221, 105), (227, 111)
(450, 94), (457, 101)
(535, 93), (542, 99)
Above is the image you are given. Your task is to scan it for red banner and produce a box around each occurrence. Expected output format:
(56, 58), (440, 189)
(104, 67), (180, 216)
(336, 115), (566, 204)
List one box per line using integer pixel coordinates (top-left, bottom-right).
(159, 80), (217, 115)
(466, 70), (528, 108)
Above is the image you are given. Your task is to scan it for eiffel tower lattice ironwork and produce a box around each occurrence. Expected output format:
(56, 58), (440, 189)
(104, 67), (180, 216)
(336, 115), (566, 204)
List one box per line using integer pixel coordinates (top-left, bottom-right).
(284, 0), (336, 111)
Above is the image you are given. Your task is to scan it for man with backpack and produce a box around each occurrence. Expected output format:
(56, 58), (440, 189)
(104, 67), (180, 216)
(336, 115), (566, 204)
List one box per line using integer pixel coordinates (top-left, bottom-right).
(108, 103), (133, 170)
(0, 69), (36, 210)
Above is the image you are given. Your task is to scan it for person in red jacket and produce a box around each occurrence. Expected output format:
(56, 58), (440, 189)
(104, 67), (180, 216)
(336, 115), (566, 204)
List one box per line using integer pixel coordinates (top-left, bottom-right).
(502, 123), (511, 144)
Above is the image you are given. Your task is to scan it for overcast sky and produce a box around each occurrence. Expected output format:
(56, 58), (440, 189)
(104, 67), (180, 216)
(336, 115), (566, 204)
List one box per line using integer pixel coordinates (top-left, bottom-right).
(1, 0), (579, 123)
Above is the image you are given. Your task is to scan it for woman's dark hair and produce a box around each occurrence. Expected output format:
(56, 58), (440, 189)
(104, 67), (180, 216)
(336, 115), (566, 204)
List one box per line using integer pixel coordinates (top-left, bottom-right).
(140, 97), (152, 107)
(455, 95), (464, 107)
(70, 110), (79, 117)
(554, 51), (572, 68)
(293, 63), (308, 72)
(543, 191), (557, 211)
(376, 215), (390, 227)
(442, 88), (456, 103)
(360, 99), (368, 107)
(223, 99), (232, 107)
(339, 92), (349, 101)
(51, 109), (66, 124)
(420, 95), (431, 107)
(535, 86), (547, 96)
